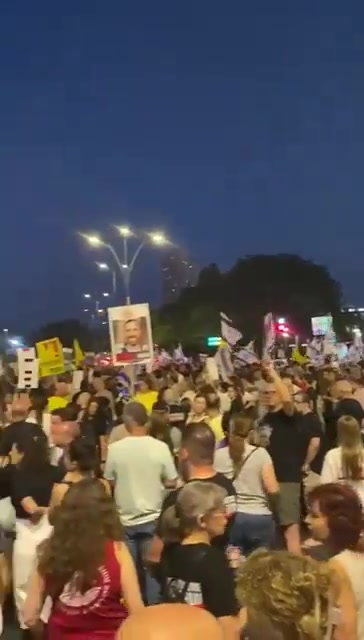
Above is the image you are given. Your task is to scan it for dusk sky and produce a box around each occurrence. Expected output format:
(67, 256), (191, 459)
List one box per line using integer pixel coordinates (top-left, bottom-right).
(1, 1), (364, 332)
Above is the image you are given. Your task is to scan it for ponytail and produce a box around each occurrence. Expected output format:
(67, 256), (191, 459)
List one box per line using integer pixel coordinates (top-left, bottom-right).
(228, 415), (254, 479)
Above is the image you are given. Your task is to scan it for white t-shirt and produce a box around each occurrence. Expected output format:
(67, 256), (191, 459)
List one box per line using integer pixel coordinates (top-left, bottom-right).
(321, 447), (364, 505)
(336, 550), (364, 640)
(104, 436), (177, 527)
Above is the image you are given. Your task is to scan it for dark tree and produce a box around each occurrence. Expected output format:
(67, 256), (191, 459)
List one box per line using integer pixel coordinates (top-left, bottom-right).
(30, 319), (92, 349)
(158, 254), (342, 344)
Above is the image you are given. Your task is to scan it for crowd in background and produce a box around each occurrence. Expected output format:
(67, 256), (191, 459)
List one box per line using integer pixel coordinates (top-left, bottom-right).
(0, 357), (362, 638)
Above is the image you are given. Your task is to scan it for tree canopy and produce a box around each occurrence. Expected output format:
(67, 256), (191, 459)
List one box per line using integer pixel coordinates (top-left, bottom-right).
(154, 254), (343, 347)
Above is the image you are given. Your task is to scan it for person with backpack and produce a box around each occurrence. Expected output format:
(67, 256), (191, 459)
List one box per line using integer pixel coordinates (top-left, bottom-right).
(157, 481), (240, 638)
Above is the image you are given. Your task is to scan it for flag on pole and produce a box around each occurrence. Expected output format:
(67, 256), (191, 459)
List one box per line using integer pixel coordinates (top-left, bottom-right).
(220, 313), (242, 347)
(214, 344), (234, 382)
(235, 341), (259, 364)
(73, 339), (85, 367)
(263, 313), (275, 359)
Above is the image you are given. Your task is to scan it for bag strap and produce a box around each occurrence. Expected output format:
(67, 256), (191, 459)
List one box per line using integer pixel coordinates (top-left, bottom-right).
(233, 447), (259, 480)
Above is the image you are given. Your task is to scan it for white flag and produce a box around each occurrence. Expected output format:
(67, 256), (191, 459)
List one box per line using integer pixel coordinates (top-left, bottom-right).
(220, 313), (242, 347)
(214, 345), (234, 382)
(235, 341), (259, 364)
(263, 313), (275, 358)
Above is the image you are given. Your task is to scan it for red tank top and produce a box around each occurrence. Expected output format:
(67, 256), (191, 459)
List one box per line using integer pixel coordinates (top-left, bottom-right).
(47, 541), (128, 640)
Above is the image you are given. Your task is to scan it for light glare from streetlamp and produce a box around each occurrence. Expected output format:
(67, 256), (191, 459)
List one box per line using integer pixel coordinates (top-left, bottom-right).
(102, 292), (110, 297)
(83, 293), (91, 299)
(84, 234), (103, 247)
(149, 231), (168, 246)
(97, 262), (109, 271)
(117, 226), (132, 238)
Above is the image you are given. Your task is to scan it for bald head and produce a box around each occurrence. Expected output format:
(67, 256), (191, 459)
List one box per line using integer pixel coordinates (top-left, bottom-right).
(335, 379), (353, 399)
(118, 605), (224, 640)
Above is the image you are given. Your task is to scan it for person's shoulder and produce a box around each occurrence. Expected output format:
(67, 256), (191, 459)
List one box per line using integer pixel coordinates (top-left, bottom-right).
(211, 471), (235, 494)
(161, 486), (180, 512)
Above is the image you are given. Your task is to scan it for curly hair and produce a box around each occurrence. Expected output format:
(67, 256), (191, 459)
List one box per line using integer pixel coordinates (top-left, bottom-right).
(236, 550), (335, 640)
(308, 482), (364, 552)
(38, 478), (123, 594)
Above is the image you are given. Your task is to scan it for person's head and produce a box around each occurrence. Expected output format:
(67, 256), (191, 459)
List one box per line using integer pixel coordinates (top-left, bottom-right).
(10, 400), (28, 423)
(192, 394), (207, 416)
(123, 402), (148, 433)
(323, 368), (337, 384)
(179, 423), (215, 479)
(337, 415), (363, 480)
(334, 379), (353, 400)
(92, 373), (105, 393)
(206, 396), (220, 417)
(74, 391), (91, 409)
(66, 437), (100, 475)
(261, 382), (280, 410)
(55, 377), (69, 398)
(118, 604), (224, 640)
(11, 434), (49, 471)
(138, 376), (153, 394)
(293, 392), (311, 415)
(149, 413), (174, 456)
(50, 418), (79, 448)
(228, 415), (254, 477)
(159, 387), (176, 405)
(124, 318), (142, 347)
(307, 483), (364, 552)
(226, 384), (239, 401)
(38, 478), (123, 593)
(236, 549), (335, 640)
(161, 481), (227, 543)
(86, 398), (101, 417)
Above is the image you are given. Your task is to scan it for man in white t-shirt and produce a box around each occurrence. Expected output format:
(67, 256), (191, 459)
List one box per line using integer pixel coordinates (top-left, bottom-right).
(104, 402), (177, 604)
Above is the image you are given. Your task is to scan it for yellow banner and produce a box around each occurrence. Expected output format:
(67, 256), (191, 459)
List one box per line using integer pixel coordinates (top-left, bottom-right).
(73, 339), (85, 367)
(36, 337), (65, 378)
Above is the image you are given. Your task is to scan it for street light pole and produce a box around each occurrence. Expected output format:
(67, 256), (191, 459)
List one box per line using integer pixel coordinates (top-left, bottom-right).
(83, 229), (168, 305)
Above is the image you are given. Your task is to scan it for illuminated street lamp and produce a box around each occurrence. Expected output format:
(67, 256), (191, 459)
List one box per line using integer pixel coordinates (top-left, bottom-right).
(96, 262), (116, 295)
(82, 226), (171, 304)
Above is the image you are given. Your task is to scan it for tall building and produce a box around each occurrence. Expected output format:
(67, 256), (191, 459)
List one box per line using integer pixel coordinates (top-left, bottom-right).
(161, 250), (198, 304)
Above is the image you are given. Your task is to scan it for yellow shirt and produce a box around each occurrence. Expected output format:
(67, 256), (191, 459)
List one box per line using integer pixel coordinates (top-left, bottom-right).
(208, 415), (225, 444)
(47, 396), (69, 413)
(133, 391), (158, 415)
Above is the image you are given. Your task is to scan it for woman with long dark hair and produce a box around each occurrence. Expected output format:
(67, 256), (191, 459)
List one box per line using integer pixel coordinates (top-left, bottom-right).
(214, 415), (279, 556)
(23, 479), (144, 639)
(49, 438), (110, 511)
(10, 435), (62, 631)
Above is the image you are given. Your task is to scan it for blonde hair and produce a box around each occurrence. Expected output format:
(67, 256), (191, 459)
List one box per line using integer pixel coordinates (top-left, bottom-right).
(161, 481), (227, 543)
(338, 415), (364, 480)
(236, 550), (335, 640)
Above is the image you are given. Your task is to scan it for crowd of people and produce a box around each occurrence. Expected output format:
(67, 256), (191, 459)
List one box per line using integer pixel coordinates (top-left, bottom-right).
(0, 356), (363, 638)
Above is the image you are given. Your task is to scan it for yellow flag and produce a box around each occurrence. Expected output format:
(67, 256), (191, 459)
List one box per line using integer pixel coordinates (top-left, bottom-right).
(291, 346), (309, 365)
(36, 337), (65, 378)
(73, 339), (85, 367)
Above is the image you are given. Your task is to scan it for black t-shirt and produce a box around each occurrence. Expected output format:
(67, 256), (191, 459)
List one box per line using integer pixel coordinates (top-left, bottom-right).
(11, 463), (63, 519)
(0, 421), (46, 457)
(264, 410), (308, 482)
(156, 473), (236, 546)
(160, 542), (239, 618)
(299, 412), (327, 475)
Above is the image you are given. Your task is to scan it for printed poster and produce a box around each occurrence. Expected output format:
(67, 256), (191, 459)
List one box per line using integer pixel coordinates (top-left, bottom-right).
(108, 303), (153, 365)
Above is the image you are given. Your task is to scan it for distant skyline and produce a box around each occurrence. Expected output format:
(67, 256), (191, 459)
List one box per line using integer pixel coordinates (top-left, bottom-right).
(1, 1), (364, 331)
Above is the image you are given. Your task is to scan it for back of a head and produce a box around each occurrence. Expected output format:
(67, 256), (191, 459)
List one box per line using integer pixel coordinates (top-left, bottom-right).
(236, 550), (333, 640)
(181, 422), (215, 466)
(123, 402), (148, 431)
(68, 437), (99, 474)
(118, 604), (224, 640)
(206, 395), (220, 413)
(338, 415), (363, 480)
